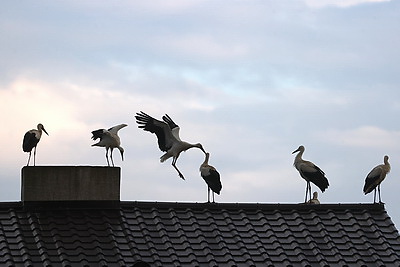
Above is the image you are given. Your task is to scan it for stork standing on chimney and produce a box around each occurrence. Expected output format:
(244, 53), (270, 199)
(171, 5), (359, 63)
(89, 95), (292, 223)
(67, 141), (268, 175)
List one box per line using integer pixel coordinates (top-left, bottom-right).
(22, 123), (49, 166)
(91, 124), (127, 167)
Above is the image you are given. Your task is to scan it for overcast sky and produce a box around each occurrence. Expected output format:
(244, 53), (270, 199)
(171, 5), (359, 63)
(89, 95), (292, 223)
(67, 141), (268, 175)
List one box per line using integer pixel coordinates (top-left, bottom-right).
(1, 0), (400, 226)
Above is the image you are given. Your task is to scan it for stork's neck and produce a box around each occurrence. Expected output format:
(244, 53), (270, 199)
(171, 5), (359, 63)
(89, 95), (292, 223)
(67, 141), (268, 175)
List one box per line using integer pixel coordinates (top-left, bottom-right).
(35, 130), (43, 139)
(384, 158), (391, 173)
(294, 150), (304, 162)
(182, 142), (200, 151)
(202, 153), (210, 166)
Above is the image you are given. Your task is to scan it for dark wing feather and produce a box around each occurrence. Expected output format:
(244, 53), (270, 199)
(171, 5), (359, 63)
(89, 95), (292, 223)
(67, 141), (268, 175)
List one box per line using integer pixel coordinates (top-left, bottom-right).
(22, 132), (39, 152)
(91, 129), (105, 141)
(363, 167), (382, 194)
(202, 169), (222, 194)
(363, 176), (379, 194)
(300, 165), (329, 192)
(162, 114), (179, 130)
(135, 111), (175, 152)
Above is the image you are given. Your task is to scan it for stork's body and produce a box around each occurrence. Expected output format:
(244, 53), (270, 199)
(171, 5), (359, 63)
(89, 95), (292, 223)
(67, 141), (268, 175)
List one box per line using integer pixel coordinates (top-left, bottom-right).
(91, 124), (127, 167)
(22, 123), (49, 166)
(200, 152), (222, 202)
(292, 145), (329, 203)
(363, 155), (390, 203)
(135, 111), (206, 180)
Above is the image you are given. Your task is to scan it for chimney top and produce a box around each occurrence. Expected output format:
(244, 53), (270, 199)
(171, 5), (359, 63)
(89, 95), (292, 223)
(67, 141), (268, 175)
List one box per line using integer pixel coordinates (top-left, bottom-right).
(21, 166), (120, 209)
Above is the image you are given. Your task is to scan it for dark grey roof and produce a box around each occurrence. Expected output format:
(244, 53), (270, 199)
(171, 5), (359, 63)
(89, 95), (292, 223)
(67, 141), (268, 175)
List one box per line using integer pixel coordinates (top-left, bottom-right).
(0, 201), (399, 266)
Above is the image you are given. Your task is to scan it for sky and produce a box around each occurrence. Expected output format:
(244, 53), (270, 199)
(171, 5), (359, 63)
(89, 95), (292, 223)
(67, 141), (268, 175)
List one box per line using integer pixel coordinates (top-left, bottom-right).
(1, 0), (400, 226)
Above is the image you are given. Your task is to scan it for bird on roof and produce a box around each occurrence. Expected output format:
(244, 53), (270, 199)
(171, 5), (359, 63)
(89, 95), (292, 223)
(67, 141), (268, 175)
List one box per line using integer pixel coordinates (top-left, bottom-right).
(307, 192), (320, 205)
(22, 123), (49, 166)
(363, 155), (390, 204)
(200, 152), (222, 203)
(135, 111), (206, 180)
(292, 145), (329, 203)
(91, 124), (127, 167)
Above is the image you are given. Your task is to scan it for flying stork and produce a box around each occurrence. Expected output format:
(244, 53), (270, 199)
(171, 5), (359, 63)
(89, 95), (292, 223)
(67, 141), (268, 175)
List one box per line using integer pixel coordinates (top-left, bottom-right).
(91, 124), (127, 167)
(292, 145), (329, 203)
(200, 152), (222, 202)
(22, 123), (49, 166)
(363, 155), (390, 203)
(135, 111), (206, 180)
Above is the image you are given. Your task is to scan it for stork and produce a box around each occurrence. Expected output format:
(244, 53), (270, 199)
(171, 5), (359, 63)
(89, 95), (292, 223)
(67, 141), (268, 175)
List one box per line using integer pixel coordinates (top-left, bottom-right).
(292, 145), (329, 203)
(91, 124), (127, 167)
(307, 192), (320, 205)
(22, 123), (49, 166)
(135, 111), (206, 180)
(200, 152), (222, 203)
(363, 155), (390, 203)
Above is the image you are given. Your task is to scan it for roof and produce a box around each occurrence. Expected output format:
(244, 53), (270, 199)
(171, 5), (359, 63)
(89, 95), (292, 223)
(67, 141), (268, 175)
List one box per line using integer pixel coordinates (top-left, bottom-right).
(0, 201), (400, 266)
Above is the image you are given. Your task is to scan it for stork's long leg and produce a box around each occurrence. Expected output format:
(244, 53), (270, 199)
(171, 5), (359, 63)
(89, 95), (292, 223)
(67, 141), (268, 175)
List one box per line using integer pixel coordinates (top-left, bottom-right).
(110, 148), (115, 167)
(207, 187), (210, 203)
(378, 185), (382, 203)
(105, 148), (110, 167)
(172, 157), (185, 180)
(304, 183), (308, 203)
(27, 151), (32, 166)
(304, 182), (310, 203)
(373, 188), (377, 203)
(33, 146), (37, 166)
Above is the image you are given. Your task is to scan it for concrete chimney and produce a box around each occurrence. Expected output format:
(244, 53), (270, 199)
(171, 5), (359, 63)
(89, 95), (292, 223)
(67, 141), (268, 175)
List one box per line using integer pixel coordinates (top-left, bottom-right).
(21, 166), (120, 209)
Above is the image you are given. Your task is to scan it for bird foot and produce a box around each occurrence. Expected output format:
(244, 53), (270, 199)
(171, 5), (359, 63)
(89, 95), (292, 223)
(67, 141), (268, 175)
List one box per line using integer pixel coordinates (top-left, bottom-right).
(178, 173), (185, 180)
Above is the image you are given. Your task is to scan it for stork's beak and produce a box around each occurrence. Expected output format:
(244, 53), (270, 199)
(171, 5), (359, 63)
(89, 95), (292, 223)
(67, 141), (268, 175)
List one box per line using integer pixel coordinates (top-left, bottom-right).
(292, 148), (299, 154)
(43, 128), (49, 136)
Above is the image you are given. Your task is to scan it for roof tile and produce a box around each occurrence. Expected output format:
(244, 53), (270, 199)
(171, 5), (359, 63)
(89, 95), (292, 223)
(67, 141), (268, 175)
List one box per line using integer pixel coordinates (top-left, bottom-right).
(0, 202), (399, 266)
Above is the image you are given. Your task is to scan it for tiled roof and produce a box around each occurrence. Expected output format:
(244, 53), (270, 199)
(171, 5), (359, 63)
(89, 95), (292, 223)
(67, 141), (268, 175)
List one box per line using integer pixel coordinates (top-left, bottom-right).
(0, 201), (399, 266)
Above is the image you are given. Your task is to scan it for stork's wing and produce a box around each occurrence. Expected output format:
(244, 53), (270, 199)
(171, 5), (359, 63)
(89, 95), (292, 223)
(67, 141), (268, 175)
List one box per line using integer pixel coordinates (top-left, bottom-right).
(22, 131), (39, 152)
(201, 167), (222, 194)
(162, 114), (181, 141)
(91, 129), (106, 141)
(298, 161), (329, 192)
(108, 124), (128, 135)
(135, 111), (176, 152)
(363, 165), (383, 194)
(366, 165), (382, 180)
(297, 161), (325, 175)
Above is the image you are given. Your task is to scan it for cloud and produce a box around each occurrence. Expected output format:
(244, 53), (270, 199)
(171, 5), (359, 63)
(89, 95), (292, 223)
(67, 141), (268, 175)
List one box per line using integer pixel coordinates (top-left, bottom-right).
(320, 126), (400, 149)
(304, 0), (391, 8)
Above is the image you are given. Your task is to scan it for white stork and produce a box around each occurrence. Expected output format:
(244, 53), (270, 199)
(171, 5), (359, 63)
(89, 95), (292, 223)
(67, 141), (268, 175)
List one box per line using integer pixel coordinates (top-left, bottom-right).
(22, 123), (49, 166)
(91, 124), (127, 167)
(292, 145), (329, 203)
(363, 155), (390, 203)
(135, 111), (206, 180)
(200, 152), (222, 202)
(307, 192), (320, 205)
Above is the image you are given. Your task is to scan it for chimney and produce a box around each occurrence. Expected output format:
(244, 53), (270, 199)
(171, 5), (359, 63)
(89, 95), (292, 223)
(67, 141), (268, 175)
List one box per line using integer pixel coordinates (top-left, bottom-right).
(21, 166), (120, 209)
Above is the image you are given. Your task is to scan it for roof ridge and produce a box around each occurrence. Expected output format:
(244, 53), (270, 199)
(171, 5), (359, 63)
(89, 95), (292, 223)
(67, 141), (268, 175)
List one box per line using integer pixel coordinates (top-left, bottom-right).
(0, 201), (387, 211)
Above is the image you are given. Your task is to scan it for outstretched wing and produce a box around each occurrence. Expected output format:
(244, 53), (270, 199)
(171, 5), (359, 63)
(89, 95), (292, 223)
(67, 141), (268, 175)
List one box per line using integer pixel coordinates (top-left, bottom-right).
(135, 111), (176, 152)
(162, 114), (181, 141)
(91, 129), (106, 141)
(108, 124), (128, 135)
